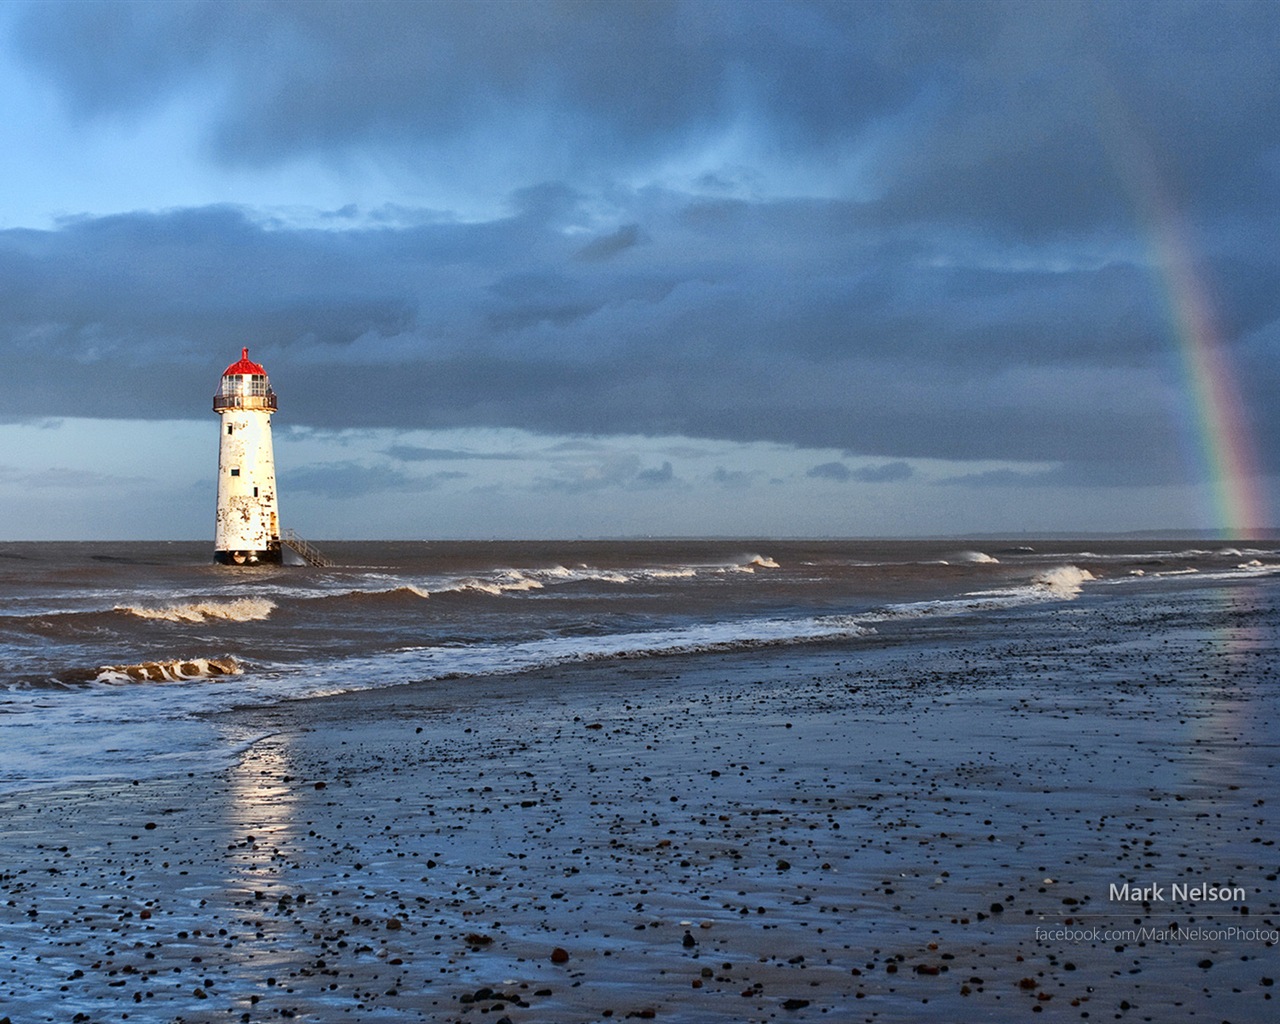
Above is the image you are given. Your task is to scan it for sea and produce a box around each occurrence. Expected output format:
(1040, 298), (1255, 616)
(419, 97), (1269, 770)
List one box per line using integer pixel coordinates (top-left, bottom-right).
(1, 538), (1277, 796)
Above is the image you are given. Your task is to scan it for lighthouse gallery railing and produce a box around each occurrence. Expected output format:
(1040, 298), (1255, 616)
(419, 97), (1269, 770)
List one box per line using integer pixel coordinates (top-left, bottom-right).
(213, 392), (278, 412)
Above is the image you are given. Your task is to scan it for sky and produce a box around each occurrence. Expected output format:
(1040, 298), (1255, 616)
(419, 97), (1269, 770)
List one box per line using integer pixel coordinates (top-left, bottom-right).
(0, 0), (1277, 541)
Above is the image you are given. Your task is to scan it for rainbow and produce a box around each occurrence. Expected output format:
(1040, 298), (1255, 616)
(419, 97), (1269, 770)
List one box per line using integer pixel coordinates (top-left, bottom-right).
(1114, 121), (1269, 538)
(1153, 213), (1267, 537)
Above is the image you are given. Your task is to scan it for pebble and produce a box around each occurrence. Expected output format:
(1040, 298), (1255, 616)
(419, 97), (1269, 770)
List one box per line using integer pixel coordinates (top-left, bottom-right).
(1, 582), (1274, 1022)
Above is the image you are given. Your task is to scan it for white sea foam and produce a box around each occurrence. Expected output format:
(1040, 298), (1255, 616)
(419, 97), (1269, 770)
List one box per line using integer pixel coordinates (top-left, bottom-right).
(493, 570), (543, 591)
(455, 578), (503, 596)
(314, 581), (433, 602)
(94, 656), (242, 684)
(953, 550), (1000, 564)
(1102, 560), (1280, 588)
(864, 565), (1097, 621)
(535, 564), (631, 582)
(6, 542), (1276, 798)
(1231, 561), (1280, 576)
(436, 563), (706, 593)
(449, 572), (545, 596)
(1033, 565), (1096, 599)
(326, 613), (876, 688)
(116, 597), (276, 623)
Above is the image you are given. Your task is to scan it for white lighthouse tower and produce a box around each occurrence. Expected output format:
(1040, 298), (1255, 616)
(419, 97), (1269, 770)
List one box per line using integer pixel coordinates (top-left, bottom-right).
(213, 348), (282, 565)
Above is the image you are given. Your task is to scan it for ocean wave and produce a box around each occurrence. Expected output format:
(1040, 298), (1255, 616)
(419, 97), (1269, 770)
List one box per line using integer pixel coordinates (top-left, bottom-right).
(1228, 561), (1280, 576)
(863, 565), (1097, 622)
(520, 560), (756, 584)
(275, 562), (713, 607)
(329, 613), (877, 687)
(1032, 565), (1096, 599)
(984, 564), (1096, 603)
(952, 550), (1000, 564)
(115, 597), (276, 623)
(445, 571), (545, 596)
(1058, 547), (1279, 564)
(563, 616), (870, 661)
(315, 584), (431, 603)
(307, 558), (777, 600)
(434, 562), (712, 594)
(94, 657), (242, 684)
(1106, 561), (1280, 586)
(723, 553), (781, 573)
(535, 566), (629, 584)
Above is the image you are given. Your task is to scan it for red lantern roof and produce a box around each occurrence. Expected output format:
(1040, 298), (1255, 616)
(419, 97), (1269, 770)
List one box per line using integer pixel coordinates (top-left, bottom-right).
(223, 347), (266, 376)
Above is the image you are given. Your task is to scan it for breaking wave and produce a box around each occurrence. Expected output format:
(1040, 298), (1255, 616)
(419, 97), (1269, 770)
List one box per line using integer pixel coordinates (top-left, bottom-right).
(447, 571), (545, 596)
(115, 597), (276, 623)
(316, 584), (431, 604)
(725, 554), (781, 573)
(952, 550), (1000, 564)
(863, 565), (1098, 622)
(94, 657), (243, 684)
(310, 612), (878, 692)
(428, 560), (746, 594)
(1033, 565), (1096, 599)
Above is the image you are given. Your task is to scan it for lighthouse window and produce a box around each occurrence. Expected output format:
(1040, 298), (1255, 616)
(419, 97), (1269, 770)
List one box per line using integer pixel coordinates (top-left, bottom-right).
(253, 487), (259, 497)
(227, 424), (233, 434)
(219, 374), (270, 399)
(230, 468), (240, 477)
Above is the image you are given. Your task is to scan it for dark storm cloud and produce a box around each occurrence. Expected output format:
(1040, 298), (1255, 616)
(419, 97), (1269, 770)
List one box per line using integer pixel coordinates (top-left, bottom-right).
(807, 462), (851, 482)
(4, 0), (1279, 488)
(809, 461), (914, 484)
(935, 458), (1185, 489)
(575, 225), (644, 263)
(14, 0), (1280, 240)
(856, 462), (913, 484)
(635, 461), (676, 486)
(13, 0), (922, 171)
(0, 188), (1273, 481)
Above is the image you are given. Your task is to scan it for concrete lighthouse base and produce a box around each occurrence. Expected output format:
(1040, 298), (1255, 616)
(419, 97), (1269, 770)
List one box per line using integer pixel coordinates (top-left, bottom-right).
(214, 544), (283, 566)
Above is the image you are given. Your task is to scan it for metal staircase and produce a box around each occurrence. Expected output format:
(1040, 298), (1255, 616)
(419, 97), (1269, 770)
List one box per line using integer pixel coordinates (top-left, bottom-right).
(281, 528), (333, 567)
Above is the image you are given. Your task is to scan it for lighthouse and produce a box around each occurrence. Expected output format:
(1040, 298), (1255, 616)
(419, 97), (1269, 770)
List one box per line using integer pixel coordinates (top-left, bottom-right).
(213, 348), (282, 565)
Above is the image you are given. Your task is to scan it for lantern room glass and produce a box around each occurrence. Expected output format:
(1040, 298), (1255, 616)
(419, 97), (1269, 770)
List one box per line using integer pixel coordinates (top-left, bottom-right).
(220, 373), (270, 398)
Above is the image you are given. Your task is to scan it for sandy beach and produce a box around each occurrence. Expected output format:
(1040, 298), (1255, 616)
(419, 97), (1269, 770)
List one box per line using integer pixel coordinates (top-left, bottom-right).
(2, 579), (1277, 1023)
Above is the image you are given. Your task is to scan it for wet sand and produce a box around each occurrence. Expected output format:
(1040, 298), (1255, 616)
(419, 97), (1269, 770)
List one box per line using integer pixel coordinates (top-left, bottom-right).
(2, 583), (1277, 1023)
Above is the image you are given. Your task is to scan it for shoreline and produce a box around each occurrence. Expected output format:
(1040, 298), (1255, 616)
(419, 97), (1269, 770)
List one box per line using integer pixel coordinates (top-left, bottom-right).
(2, 581), (1277, 1022)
